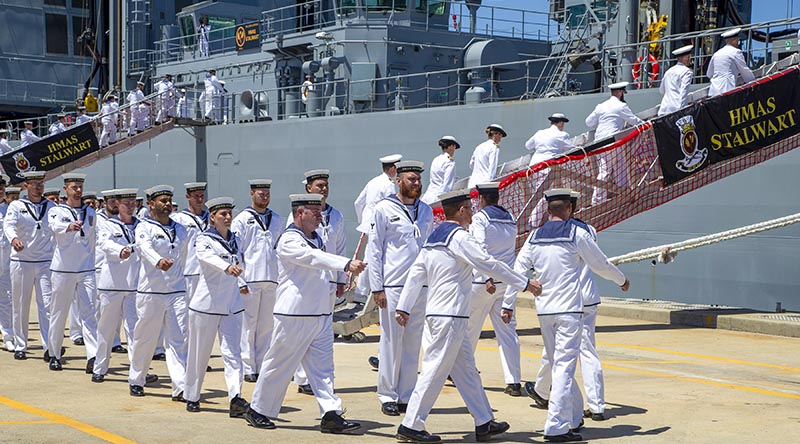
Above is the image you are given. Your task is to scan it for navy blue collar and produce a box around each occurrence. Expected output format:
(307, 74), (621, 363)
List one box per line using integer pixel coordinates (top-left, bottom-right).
(480, 205), (515, 224)
(385, 194), (420, 223)
(424, 221), (463, 248)
(530, 219), (578, 244)
(276, 223), (323, 250)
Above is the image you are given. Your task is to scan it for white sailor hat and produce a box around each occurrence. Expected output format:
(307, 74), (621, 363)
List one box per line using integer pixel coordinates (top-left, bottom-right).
(379, 154), (403, 165)
(290, 193), (324, 207)
(548, 113), (570, 123)
(672, 45), (694, 56)
(164, 73), (173, 77)
(145, 184), (174, 199)
(20, 171), (46, 181)
(6, 187), (21, 194)
(475, 182), (501, 195)
(396, 160), (425, 174)
(438, 189), (472, 206)
(205, 196), (235, 213)
(486, 123), (507, 137)
(219, 80), (226, 85)
(136, 81), (145, 86)
(304, 169), (330, 182)
(108, 94), (117, 100)
(248, 179), (272, 189)
(721, 27), (741, 39)
(78, 106), (86, 110)
(544, 188), (573, 202)
(0, 129), (7, 134)
(100, 189), (118, 198)
(0, 173), (9, 185)
(62, 173), (86, 183)
(113, 188), (138, 199)
(136, 195), (144, 201)
(570, 190), (581, 199)
(608, 81), (629, 91)
(438, 135), (460, 149)
(184, 182), (207, 192)
(44, 188), (60, 196)
(179, 88), (186, 93)
(82, 191), (97, 200)
(24, 120), (34, 125)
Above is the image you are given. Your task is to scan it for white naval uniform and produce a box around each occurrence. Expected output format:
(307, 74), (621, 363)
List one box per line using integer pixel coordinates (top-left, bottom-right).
(250, 224), (350, 418)
(0, 202), (13, 349)
(525, 125), (577, 227)
(231, 206), (282, 377)
(467, 205), (521, 385)
(128, 218), (189, 396)
(185, 228), (246, 403)
(126, 89), (146, 134)
(658, 62), (693, 116)
(0, 138), (13, 155)
(48, 122), (66, 135)
(198, 24), (210, 57)
(170, 209), (209, 303)
(353, 172), (396, 297)
(20, 129), (42, 147)
(93, 216), (140, 375)
(47, 204), (99, 361)
(420, 152), (456, 205)
(204, 74), (225, 121)
(504, 219), (625, 437)
(706, 44), (755, 97)
(75, 114), (92, 126)
(367, 195), (434, 405)
(4, 198), (55, 352)
(397, 222), (529, 432)
(156, 79), (175, 122)
(137, 206), (150, 220)
(468, 139), (500, 188)
(99, 102), (119, 147)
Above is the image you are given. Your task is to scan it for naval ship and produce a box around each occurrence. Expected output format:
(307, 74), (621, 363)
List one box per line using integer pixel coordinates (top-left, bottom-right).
(0, 0), (798, 312)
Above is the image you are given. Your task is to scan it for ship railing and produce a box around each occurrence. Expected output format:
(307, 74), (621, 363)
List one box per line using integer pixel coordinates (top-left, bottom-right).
(446, 1), (557, 40)
(0, 78), (81, 106)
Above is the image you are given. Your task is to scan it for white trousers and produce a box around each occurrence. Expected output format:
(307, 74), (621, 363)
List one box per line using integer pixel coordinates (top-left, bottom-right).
(294, 288), (336, 386)
(185, 275), (200, 305)
(93, 290), (137, 375)
(0, 262), (13, 345)
(204, 93), (215, 120)
(10, 261), (52, 351)
(251, 315), (342, 418)
(240, 282), (276, 376)
(128, 292), (187, 396)
(69, 300), (82, 341)
(539, 313), (584, 436)
(185, 310), (243, 403)
(592, 152), (630, 205)
(402, 317), (494, 431)
(99, 120), (116, 146)
(467, 283), (521, 384)
(378, 287), (426, 404)
(48, 271), (98, 360)
(156, 96), (175, 122)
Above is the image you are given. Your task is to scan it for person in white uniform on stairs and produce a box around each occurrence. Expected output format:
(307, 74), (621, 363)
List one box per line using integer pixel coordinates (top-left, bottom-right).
(231, 179), (282, 383)
(468, 124), (507, 188)
(420, 136), (460, 205)
(367, 160), (434, 416)
(525, 113), (576, 227)
(127, 82), (147, 135)
(99, 95), (119, 147)
(170, 182), (209, 304)
(48, 114), (67, 135)
(658, 45), (695, 116)
(204, 69), (225, 122)
(0, 175), (14, 352)
(20, 121), (42, 148)
(184, 197), (250, 417)
(0, 129), (13, 155)
(394, 189), (539, 444)
(155, 74), (175, 123)
(243, 193), (366, 433)
(707, 28), (755, 97)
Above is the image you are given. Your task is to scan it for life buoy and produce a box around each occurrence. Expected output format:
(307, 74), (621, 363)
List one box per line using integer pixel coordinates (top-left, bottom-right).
(632, 54), (659, 87)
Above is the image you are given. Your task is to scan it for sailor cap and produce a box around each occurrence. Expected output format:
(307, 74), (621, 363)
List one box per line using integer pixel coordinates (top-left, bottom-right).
(439, 135), (460, 149)
(475, 182), (501, 194)
(248, 179), (272, 189)
(78, 106), (86, 110)
(146, 184), (174, 199)
(6, 187), (21, 194)
(100, 189), (118, 198)
(544, 188), (573, 202)
(608, 81), (629, 91)
(672, 45), (694, 56)
(569, 190), (581, 204)
(290, 193), (324, 207)
(179, 88), (186, 93)
(108, 95), (117, 100)
(0, 129), (7, 134)
(438, 189), (472, 206)
(24, 121), (34, 125)
(219, 80), (226, 85)
(0, 173), (9, 185)
(184, 182), (207, 192)
(136, 81), (145, 86)
(113, 188), (138, 199)
(21, 171), (46, 181)
(44, 188), (61, 196)
(304, 169), (330, 182)
(82, 191), (98, 200)
(206, 196), (235, 213)
(721, 27), (741, 38)
(548, 113), (570, 123)
(164, 73), (173, 77)
(379, 154), (402, 164)
(396, 160), (425, 174)
(62, 173), (86, 183)
(136, 196), (144, 201)
(486, 123), (507, 137)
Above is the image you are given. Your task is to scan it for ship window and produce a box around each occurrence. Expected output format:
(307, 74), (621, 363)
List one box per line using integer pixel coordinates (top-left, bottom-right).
(45, 0), (67, 6)
(45, 14), (69, 55)
(71, 0), (89, 9)
(207, 15), (237, 41)
(180, 16), (196, 47)
(416, 1), (446, 15)
(364, 1), (406, 11)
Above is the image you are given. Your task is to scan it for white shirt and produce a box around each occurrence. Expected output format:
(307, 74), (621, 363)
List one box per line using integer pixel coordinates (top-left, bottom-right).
(577, 220), (601, 307)
(157, 79), (174, 100)
(170, 209), (209, 277)
(177, 96), (189, 118)
(397, 222), (528, 318)
(468, 139), (500, 188)
(286, 204), (347, 288)
(0, 138), (12, 155)
(97, 216), (140, 291)
(127, 89), (145, 106)
(354, 172), (395, 234)
(0, 203), (10, 271)
(48, 122), (66, 135)
(137, 207), (150, 219)
(75, 114), (92, 126)
(100, 102), (119, 124)
(204, 74), (225, 96)
(231, 207), (282, 284)
(658, 62), (693, 116)
(706, 44), (755, 97)
(135, 218), (189, 294)
(525, 125), (576, 166)
(3, 198), (55, 262)
(420, 152), (456, 204)
(20, 129), (41, 147)
(585, 96), (644, 141)
(48, 204), (97, 273)
(191, 228), (246, 316)
(469, 205), (517, 284)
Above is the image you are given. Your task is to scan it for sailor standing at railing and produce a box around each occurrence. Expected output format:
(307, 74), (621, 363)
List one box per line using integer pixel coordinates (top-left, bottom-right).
(0, 129), (13, 155)
(99, 95), (119, 148)
(707, 28), (755, 97)
(75, 106), (92, 126)
(420, 136), (460, 205)
(468, 124), (507, 189)
(127, 82), (147, 135)
(20, 121), (41, 148)
(197, 16), (210, 58)
(49, 114), (67, 135)
(204, 69), (225, 123)
(156, 74), (176, 124)
(177, 89), (190, 119)
(658, 45), (695, 116)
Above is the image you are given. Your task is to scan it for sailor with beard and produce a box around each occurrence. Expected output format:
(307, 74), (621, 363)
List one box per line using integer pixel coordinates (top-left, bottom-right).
(366, 160), (434, 417)
(658, 45), (695, 116)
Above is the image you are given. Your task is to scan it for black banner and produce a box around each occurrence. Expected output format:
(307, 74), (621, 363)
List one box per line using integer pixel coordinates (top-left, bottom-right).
(654, 67), (800, 185)
(235, 22), (260, 52)
(1, 123), (99, 184)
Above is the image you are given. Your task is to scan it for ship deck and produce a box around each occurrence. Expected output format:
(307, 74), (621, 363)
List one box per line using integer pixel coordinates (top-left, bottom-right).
(1, 302), (798, 443)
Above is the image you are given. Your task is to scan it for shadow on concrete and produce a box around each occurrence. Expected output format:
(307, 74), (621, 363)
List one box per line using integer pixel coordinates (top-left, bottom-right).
(604, 402), (648, 418)
(335, 384), (378, 394)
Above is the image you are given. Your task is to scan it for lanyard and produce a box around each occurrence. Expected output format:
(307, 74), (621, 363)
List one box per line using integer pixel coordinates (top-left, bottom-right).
(388, 195), (421, 238)
(181, 209), (208, 231)
(245, 208), (272, 232)
(61, 203), (89, 237)
(22, 199), (48, 230)
(147, 218), (177, 248)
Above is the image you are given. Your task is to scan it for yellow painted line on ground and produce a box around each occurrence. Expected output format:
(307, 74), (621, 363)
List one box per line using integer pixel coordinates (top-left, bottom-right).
(0, 420), (56, 425)
(0, 395), (136, 444)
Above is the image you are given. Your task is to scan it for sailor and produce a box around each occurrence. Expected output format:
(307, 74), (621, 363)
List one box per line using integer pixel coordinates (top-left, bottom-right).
(197, 16), (210, 58)
(136, 195), (150, 219)
(75, 106), (92, 126)
(0, 174), (13, 352)
(230, 179), (282, 383)
(525, 113), (575, 166)
(366, 160), (434, 416)
(99, 95), (119, 147)
(204, 69), (225, 122)
(420, 136), (460, 205)
(217, 80), (228, 123)
(94, 190), (127, 355)
(43, 189), (60, 203)
(585, 82), (643, 205)
(127, 81), (147, 135)
(394, 189), (537, 444)
(20, 121), (42, 148)
(176, 89), (190, 118)
(658, 45), (695, 116)
(466, 182), (524, 397)
(45, 173), (99, 372)
(4, 171), (56, 360)
(5, 187), (21, 202)
(156, 74), (175, 123)
(49, 114), (67, 135)
(0, 129), (13, 155)
(128, 185), (189, 400)
(170, 182), (209, 304)
(503, 188), (629, 442)
(707, 28), (755, 97)
(81, 191), (98, 209)
(243, 194), (366, 433)
(468, 124), (507, 188)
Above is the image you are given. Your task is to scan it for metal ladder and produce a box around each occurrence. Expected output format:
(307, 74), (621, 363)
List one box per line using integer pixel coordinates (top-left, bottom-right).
(533, 11), (594, 97)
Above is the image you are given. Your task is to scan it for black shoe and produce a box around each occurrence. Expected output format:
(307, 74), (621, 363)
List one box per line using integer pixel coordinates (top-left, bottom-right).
(85, 357), (96, 374)
(244, 374), (258, 383)
(152, 352), (166, 361)
(584, 409), (606, 421)
(49, 358), (62, 371)
(73, 337), (84, 346)
(504, 383), (522, 397)
(42, 347), (66, 362)
(243, 406), (276, 429)
(397, 403), (408, 413)
(396, 425), (441, 443)
(129, 385), (145, 397)
(112, 345), (127, 354)
(172, 391), (186, 402)
(186, 401), (200, 413)
(320, 411), (360, 434)
(229, 395), (249, 418)
(368, 356), (379, 370)
(91, 373), (105, 383)
(381, 401), (400, 416)
(145, 373), (159, 385)
(476, 420), (510, 442)
(207, 365), (213, 371)
(571, 419), (584, 433)
(297, 384), (313, 395)
(14, 351), (26, 360)
(544, 431), (583, 442)
(524, 381), (549, 409)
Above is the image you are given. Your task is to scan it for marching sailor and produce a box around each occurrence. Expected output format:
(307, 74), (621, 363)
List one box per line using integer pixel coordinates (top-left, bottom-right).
(128, 185), (189, 400)
(0, 129), (13, 155)
(99, 95), (119, 147)
(504, 188), (628, 442)
(0, 174), (13, 352)
(170, 182), (209, 303)
(468, 124), (507, 188)
(243, 194), (366, 433)
(44, 189), (60, 203)
(420, 136), (460, 205)
(20, 121), (42, 148)
(184, 197), (250, 416)
(48, 114), (67, 135)
(366, 160), (434, 416)
(230, 179), (282, 383)
(4, 171), (56, 360)
(394, 189), (538, 443)
(658, 45), (695, 116)
(5, 187), (21, 202)
(707, 28), (755, 97)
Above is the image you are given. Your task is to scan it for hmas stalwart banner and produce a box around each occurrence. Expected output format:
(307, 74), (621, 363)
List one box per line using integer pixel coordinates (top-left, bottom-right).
(1, 123), (99, 184)
(654, 67), (800, 185)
